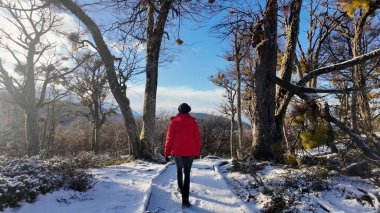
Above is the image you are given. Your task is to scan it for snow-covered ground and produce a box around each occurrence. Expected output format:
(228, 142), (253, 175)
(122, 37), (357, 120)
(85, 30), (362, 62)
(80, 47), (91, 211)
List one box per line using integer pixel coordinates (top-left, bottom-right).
(146, 159), (249, 213)
(218, 160), (380, 213)
(3, 159), (250, 213)
(3, 160), (165, 213)
(3, 158), (379, 213)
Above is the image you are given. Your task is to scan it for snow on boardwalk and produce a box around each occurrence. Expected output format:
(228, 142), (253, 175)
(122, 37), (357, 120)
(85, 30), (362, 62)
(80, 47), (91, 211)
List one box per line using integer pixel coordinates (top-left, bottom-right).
(4, 160), (165, 213)
(146, 159), (249, 213)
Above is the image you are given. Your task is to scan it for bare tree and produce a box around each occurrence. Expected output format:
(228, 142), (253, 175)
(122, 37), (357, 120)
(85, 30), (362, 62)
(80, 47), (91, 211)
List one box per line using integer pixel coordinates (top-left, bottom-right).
(248, 0), (279, 160)
(56, 0), (215, 159)
(346, 1), (380, 136)
(67, 55), (116, 154)
(55, 0), (146, 158)
(0, 0), (83, 156)
(220, 0), (380, 162)
(210, 71), (237, 159)
(197, 115), (230, 157)
(139, 0), (174, 154)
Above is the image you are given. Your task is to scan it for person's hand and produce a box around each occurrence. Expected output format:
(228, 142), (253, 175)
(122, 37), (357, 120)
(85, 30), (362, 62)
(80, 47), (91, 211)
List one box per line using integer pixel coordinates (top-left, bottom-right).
(165, 156), (170, 163)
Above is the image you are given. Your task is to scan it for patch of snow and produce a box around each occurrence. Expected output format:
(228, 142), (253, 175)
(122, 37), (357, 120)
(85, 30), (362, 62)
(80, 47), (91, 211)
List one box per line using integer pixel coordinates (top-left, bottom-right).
(217, 161), (380, 213)
(4, 161), (165, 213)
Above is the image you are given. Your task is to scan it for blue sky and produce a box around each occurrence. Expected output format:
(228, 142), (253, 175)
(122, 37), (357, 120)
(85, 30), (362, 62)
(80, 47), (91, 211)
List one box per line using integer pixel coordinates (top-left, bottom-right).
(125, 13), (231, 114)
(157, 5), (313, 90)
(127, 4), (314, 114)
(158, 18), (229, 90)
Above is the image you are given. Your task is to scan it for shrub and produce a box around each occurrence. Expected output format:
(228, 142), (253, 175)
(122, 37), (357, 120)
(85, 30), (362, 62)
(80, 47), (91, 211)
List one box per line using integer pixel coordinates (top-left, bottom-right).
(0, 158), (94, 211)
(284, 154), (298, 167)
(300, 125), (329, 149)
(72, 151), (132, 169)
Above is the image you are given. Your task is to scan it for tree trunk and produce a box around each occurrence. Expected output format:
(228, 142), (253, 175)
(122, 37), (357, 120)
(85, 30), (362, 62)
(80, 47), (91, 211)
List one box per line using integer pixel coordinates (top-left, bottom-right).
(47, 101), (56, 153)
(235, 53), (243, 159)
(274, 0), (302, 155)
(352, 30), (373, 134)
(140, 1), (172, 156)
(230, 113), (236, 159)
(93, 123), (100, 154)
(25, 108), (39, 156)
(58, 0), (143, 158)
(251, 0), (278, 161)
(93, 85), (101, 154)
(92, 117), (101, 154)
(25, 40), (40, 156)
(41, 104), (50, 151)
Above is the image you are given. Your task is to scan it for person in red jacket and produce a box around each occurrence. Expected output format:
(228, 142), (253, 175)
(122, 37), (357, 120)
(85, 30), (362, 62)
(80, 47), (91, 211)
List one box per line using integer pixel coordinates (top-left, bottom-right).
(164, 103), (201, 208)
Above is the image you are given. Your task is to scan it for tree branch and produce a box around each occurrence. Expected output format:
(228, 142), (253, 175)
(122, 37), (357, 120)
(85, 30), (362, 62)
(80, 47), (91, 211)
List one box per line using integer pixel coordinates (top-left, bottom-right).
(298, 48), (380, 86)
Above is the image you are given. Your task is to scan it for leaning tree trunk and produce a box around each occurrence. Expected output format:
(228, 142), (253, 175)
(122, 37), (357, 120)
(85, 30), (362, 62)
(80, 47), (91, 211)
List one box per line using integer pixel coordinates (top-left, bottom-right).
(58, 0), (143, 158)
(140, 1), (172, 156)
(251, 0), (279, 161)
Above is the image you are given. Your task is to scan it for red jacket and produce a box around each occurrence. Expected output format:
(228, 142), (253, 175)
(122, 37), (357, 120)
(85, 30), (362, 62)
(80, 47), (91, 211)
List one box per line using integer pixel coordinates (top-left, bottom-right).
(164, 114), (201, 157)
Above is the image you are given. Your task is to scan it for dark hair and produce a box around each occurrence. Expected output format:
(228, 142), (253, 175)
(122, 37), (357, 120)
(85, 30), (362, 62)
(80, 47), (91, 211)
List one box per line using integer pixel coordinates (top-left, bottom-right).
(178, 103), (191, 114)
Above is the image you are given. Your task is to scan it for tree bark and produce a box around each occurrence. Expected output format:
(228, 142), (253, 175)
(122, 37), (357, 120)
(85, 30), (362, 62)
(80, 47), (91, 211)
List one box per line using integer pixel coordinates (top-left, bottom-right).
(234, 34), (243, 159)
(24, 39), (40, 156)
(140, 0), (172, 155)
(25, 108), (39, 156)
(351, 24), (373, 134)
(93, 99), (101, 154)
(251, 0), (278, 160)
(274, 0), (302, 155)
(230, 112), (236, 159)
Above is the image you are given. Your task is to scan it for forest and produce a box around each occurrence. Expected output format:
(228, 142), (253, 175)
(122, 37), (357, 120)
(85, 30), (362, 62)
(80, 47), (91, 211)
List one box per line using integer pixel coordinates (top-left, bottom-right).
(0, 0), (379, 212)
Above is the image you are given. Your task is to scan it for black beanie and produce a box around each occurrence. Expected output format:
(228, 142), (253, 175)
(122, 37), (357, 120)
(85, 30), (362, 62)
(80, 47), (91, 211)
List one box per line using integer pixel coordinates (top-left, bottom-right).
(178, 103), (191, 114)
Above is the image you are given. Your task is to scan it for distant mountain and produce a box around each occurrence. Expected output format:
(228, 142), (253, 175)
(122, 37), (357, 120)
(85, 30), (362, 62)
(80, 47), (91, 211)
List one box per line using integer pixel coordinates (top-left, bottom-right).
(0, 91), (248, 130)
(0, 91), (140, 126)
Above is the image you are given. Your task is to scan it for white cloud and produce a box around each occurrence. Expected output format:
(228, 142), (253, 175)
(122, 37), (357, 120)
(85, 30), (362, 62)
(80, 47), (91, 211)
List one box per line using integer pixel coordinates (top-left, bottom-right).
(124, 85), (224, 115)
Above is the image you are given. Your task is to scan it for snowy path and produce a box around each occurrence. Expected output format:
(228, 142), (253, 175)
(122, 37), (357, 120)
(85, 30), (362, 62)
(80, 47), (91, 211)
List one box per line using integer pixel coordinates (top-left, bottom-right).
(146, 159), (249, 213)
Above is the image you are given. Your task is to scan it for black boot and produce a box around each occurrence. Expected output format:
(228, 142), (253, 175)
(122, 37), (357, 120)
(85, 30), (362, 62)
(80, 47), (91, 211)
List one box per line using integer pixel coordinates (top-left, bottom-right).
(182, 199), (191, 208)
(177, 187), (182, 194)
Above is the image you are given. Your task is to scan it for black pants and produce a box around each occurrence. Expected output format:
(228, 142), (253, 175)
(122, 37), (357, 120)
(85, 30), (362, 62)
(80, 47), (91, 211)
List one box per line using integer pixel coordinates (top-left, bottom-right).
(174, 156), (194, 201)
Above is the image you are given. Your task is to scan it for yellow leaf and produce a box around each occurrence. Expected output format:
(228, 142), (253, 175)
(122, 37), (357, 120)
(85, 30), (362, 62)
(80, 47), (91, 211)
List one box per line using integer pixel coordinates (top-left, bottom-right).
(338, 0), (370, 17)
(295, 115), (304, 122)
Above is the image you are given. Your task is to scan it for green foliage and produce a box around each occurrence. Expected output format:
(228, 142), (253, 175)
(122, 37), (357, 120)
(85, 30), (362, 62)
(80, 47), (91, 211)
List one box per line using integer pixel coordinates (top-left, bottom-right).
(299, 59), (308, 75)
(300, 125), (329, 149)
(290, 115), (304, 127)
(284, 154), (298, 167)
